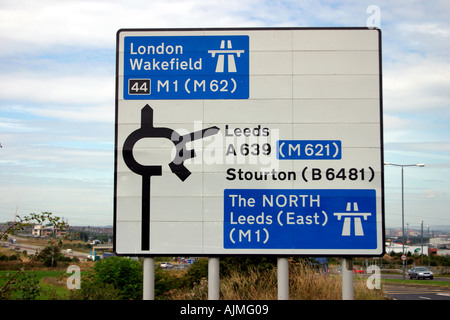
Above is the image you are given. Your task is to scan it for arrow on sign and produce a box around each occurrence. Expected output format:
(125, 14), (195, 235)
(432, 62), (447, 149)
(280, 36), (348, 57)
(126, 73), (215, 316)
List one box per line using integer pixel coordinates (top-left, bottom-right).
(122, 104), (219, 250)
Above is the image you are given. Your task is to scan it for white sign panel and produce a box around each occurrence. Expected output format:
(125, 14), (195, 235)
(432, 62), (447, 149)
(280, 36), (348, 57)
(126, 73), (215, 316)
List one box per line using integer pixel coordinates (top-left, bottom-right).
(114, 28), (384, 256)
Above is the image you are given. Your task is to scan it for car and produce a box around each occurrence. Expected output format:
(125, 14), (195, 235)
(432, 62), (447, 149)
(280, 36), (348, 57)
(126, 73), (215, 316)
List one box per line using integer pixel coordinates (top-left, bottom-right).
(353, 267), (364, 274)
(408, 266), (433, 280)
(160, 262), (173, 269)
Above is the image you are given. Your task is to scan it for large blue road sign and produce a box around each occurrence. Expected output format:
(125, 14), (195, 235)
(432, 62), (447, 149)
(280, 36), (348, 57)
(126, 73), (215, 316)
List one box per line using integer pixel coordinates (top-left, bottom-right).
(224, 189), (377, 250)
(123, 35), (249, 100)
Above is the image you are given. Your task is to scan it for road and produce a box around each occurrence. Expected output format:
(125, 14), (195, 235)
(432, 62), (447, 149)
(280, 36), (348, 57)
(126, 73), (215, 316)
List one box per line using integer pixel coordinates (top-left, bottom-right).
(375, 273), (450, 300)
(381, 273), (449, 282)
(355, 272), (449, 300)
(384, 283), (450, 300)
(12, 243), (89, 260)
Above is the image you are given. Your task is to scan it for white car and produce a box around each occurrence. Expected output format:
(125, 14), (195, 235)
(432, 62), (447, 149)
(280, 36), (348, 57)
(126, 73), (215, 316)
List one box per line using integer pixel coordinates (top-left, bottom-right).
(160, 262), (173, 269)
(408, 267), (433, 280)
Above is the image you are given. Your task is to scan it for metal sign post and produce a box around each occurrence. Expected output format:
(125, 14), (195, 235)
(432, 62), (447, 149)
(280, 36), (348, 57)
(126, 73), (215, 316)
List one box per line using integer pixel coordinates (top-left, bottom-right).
(208, 257), (220, 300)
(143, 257), (154, 300)
(341, 257), (354, 300)
(277, 257), (289, 300)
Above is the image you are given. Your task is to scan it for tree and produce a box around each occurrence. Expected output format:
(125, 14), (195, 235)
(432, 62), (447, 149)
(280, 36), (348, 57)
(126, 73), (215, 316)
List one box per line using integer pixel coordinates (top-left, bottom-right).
(70, 256), (143, 300)
(0, 212), (69, 299)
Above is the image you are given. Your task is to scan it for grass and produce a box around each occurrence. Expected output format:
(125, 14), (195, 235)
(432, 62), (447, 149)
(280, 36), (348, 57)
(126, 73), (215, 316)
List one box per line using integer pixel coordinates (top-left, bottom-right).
(382, 277), (450, 288)
(39, 272), (71, 299)
(169, 261), (387, 300)
(0, 270), (70, 300)
(222, 265), (386, 300)
(1, 261), (447, 300)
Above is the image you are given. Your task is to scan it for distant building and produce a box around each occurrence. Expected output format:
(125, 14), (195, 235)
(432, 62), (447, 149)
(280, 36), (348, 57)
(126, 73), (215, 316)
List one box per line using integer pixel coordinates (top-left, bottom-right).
(385, 242), (430, 256)
(32, 224), (67, 238)
(430, 236), (450, 248)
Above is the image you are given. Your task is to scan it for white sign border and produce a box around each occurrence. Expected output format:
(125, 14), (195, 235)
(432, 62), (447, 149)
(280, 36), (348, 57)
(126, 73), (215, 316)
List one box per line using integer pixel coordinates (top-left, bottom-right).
(113, 27), (385, 257)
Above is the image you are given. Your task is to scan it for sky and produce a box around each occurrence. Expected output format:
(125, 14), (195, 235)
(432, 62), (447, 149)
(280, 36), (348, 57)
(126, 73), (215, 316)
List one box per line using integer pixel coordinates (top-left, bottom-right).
(0, 0), (449, 231)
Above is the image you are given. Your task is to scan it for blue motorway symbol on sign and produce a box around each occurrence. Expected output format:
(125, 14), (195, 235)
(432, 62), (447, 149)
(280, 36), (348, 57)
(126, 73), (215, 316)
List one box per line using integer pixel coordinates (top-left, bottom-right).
(224, 189), (377, 250)
(123, 35), (249, 100)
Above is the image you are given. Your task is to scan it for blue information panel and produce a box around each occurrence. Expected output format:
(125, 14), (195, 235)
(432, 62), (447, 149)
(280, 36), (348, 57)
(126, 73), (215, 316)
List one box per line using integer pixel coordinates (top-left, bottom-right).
(277, 140), (342, 160)
(224, 189), (377, 250)
(123, 35), (249, 100)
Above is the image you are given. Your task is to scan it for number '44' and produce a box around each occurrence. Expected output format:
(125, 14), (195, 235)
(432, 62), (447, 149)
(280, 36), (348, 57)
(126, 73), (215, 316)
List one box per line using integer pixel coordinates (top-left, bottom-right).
(129, 79), (150, 95)
(132, 82), (148, 92)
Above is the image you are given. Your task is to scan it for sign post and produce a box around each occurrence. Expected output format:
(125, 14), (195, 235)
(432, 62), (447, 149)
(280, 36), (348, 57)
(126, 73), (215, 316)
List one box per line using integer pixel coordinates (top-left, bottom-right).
(208, 257), (220, 300)
(342, 257), (354, 300)
(143, 257), (154, 300)
(277, 257), (289, 300)
(115, 28), (383, 299)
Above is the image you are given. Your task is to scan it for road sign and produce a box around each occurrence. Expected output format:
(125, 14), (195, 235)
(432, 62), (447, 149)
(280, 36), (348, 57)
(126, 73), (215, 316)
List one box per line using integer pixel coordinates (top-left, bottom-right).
(123, 35), (249, 100)
(224, 189), (377, 250)
(114, 28), (384, 256)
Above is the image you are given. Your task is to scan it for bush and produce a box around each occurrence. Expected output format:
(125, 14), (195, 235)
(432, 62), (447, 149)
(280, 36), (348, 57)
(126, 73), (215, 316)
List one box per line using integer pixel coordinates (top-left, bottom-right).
(92, 256), (143, 300)
(0, 272), (42, 300)
(154, 268), (183, 298)
(69, 280), (123, 300)
(0, 254), (19, 261)
(180, 258), (208, 288)
(70, 256), (143, 300)
(219, 256), (277, 278)
(176, 260), (386, 300)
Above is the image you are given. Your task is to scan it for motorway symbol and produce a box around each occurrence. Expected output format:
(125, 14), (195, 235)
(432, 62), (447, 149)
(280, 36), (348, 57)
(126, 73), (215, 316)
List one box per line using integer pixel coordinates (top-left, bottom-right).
(334, 202), (372, 236)
(208, 40), (245, 72)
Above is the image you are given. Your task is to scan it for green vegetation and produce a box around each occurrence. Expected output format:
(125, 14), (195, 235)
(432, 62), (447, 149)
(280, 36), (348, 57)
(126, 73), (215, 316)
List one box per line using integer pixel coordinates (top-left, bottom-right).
(382, 278), (450, 287)
(383, 251), (450, 270)
(69, 256), (142, 300)
(1, 212), (448, 300)
(0, 270), (68, 299)
(2, 255), (450, 300)
(160, 258), (386, 300)
(0, 212), (70, 299)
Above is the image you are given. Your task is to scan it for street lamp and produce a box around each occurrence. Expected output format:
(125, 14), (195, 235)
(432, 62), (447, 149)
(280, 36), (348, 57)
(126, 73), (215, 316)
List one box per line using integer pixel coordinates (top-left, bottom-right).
(384, 162), (425, 280)
(420, 220), (424, 266)
(427, 225), (431, 267)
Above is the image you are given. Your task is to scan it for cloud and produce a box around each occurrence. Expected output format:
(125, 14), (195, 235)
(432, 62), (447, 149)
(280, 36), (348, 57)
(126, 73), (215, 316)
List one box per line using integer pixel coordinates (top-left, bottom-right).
(406, 23), (450, 38)
(0, 0), (266, 56)
(0, 73), (113, 105)
(385, 141), (450, 158)
(1, 0), (449, 227)
(383, 58), (450, 113)
(383, 114), (411, 130)
(0, 0), (120, 52)
(379, 2), (450, 117)
(423, 189), (447, 199)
